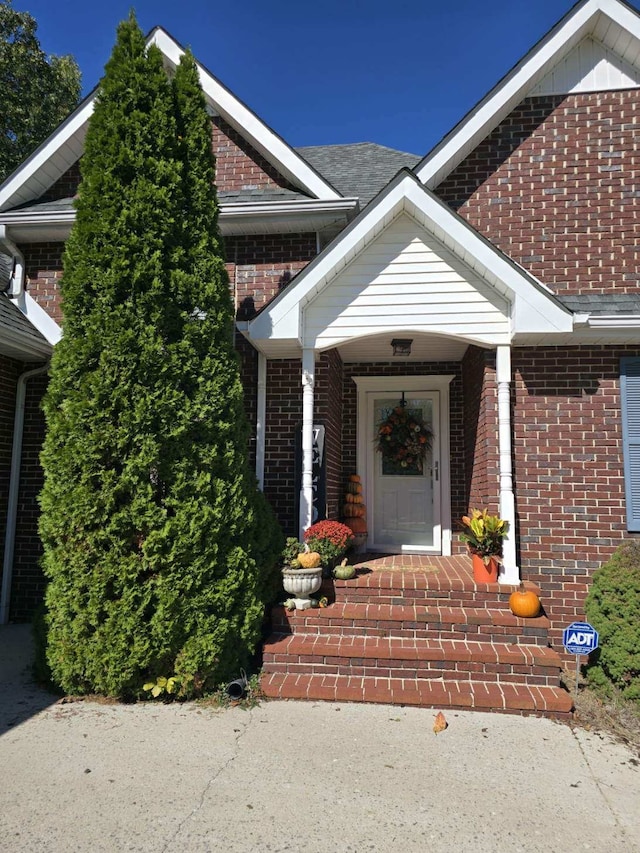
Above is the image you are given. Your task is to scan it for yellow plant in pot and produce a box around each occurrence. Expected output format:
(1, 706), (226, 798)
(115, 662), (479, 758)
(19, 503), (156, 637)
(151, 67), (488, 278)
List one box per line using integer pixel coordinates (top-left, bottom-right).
(460, 509), (509, 583)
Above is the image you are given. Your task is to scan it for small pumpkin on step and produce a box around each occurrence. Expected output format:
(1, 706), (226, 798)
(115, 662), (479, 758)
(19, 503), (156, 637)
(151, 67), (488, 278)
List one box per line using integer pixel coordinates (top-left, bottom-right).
(509, 583), (541, 618)
(333, 558), (356, 581)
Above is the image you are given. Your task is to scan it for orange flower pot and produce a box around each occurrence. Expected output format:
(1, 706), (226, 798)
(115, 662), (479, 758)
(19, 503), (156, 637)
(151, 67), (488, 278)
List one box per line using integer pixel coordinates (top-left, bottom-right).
(472, 554), (499, 583)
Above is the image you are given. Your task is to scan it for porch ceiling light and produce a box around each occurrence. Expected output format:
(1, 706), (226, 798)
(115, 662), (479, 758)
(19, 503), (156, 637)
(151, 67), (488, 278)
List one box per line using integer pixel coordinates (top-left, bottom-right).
(391, 338), (412, 357)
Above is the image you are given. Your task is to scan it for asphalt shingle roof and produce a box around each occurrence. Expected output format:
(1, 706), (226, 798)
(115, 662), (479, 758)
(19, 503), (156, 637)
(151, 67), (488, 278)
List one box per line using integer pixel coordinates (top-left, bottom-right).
(559, 293), (640, 315)
(297, 142), (420, 204)
(0, 292), (48, 343)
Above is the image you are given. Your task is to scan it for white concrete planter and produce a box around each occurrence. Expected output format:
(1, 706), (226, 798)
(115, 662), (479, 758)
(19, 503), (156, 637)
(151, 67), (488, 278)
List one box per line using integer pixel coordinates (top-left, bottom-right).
(281, 567), (322, 610)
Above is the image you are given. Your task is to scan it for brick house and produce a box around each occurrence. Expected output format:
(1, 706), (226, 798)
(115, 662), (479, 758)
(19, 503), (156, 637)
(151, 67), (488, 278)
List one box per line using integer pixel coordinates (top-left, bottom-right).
(0, 0), (639, 712)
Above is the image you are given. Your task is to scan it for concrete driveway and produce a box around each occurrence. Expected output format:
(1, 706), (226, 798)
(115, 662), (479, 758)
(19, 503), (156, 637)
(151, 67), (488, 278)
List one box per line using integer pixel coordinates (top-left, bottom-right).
(1, 624), (638, 853)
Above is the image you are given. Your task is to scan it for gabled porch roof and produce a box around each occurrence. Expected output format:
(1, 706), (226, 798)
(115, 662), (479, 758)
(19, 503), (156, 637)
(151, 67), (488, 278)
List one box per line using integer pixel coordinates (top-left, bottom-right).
(245, 170), (573, 359)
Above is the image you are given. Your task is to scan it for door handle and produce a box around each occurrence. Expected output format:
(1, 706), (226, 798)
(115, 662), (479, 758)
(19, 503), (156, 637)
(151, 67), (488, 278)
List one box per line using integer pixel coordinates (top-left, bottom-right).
(434, 461), (439, 482)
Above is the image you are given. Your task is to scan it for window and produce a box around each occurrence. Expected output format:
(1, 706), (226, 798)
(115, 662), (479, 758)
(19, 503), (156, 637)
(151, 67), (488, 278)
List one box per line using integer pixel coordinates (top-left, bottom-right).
(621, 357), (640, 532)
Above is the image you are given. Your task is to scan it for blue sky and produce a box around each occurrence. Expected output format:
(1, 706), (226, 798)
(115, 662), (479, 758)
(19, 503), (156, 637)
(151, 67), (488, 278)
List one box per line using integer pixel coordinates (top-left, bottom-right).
(18, 0), (640, 157)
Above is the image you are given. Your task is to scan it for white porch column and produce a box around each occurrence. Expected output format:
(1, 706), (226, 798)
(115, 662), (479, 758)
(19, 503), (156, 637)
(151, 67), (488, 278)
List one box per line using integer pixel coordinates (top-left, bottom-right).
(496, 345), (519, 584)
(255, 352), (267, 491)
(299, 347), (315, 539)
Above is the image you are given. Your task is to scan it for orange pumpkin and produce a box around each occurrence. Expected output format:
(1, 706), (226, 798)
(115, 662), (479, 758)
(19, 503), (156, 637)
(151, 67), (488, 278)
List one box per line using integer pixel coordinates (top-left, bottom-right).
(509, 583), (541, 618)
(345, 517), (367, 534)
(348, 474), (361, 483)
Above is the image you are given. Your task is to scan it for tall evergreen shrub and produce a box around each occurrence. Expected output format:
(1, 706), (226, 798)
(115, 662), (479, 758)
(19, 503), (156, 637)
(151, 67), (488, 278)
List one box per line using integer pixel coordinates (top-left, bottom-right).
(585, 540), (640, 701)
(39, 15), (282, 699)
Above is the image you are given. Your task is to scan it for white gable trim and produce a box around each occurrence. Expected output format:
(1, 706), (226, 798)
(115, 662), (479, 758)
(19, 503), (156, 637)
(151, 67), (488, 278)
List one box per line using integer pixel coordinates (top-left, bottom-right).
(0, 94), (92, 213)
(415, 0), (640, 189)
(247, 171), (572, 348)
(12, 292), (62, 347)
(149, 29), (340, 201)
(0, 28), (341, 215)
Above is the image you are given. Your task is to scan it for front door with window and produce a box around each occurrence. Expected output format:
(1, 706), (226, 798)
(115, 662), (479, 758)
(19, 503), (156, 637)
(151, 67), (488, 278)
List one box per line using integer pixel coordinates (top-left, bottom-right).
(366, 391), (441, 552)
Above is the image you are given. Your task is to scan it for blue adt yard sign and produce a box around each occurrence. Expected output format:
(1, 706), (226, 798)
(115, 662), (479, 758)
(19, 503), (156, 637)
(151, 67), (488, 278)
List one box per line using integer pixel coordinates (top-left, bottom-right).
(563, 622), (599, 656)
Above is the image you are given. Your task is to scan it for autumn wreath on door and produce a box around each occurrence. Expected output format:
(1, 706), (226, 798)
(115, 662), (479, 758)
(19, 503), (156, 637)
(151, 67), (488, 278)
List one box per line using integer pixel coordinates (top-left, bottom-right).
(376, 396), (434, 474)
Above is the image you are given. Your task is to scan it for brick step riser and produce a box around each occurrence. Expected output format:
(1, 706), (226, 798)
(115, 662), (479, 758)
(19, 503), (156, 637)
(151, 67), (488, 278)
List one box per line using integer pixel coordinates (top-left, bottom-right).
(270, 618), (549, 646)
(326, 591), (518, 608)
(262, 659), (558, 687)
(260, 676), (573, 719)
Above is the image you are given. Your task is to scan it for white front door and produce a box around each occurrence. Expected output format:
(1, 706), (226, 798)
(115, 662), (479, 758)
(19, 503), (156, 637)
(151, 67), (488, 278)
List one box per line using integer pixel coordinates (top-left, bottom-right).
(367, 391), (441, 553)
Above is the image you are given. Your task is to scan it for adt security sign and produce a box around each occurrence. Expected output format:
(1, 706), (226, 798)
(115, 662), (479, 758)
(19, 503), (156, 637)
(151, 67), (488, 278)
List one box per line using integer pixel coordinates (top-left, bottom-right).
(563, 622), (599, 656)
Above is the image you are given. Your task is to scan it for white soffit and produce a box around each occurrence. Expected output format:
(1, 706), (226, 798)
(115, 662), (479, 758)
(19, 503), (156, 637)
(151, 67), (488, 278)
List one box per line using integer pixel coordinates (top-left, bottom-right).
(0, 28), (341, 215)
(247, 171), (572, 346)
(416, 0), (640, 189)
(337, 333), (469, 363)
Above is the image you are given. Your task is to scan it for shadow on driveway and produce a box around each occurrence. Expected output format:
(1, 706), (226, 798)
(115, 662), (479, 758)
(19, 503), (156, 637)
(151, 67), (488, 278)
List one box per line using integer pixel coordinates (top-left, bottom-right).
(0, 624), (58, 734)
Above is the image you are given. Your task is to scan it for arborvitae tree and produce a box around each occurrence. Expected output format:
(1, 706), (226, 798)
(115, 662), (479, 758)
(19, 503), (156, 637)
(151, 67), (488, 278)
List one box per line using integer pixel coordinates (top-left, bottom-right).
(0, 0), (81, 181)
(39, 16), (282, 699)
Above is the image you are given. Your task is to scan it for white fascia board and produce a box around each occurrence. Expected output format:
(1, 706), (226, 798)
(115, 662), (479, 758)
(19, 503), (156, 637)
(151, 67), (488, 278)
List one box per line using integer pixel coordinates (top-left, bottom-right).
(0, 94), (94, 213)
(149, 29), (342, 201)
(222, 198), (358, 218)
(0, 198), (357, 242)
(15, 292), (62, 346)
(586, 314), (640, 328)
(416, 0), (640, 188)
(0, 209), (76, 228)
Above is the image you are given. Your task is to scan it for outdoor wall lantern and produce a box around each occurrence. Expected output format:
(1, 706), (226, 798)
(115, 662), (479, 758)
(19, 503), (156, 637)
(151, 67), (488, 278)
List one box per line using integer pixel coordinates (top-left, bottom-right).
(391, 338), (413, 357)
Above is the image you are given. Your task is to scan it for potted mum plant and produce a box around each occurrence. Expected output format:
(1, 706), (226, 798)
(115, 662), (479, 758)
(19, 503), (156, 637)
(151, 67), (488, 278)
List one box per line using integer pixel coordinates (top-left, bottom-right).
(304, 520), (355, 577)
(281, 537), (324, 610)
(460, 508), (509, 583)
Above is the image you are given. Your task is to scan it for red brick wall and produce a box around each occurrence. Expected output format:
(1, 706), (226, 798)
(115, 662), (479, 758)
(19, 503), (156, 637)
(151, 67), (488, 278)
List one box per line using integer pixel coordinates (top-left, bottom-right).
(437, 91), (640, 296)
(22, 237), (317, 327)
(211, 116), (297, 194)
(11, 373), (48, 621)
(263, 359), (301, 535)
(316, 349), (343, 520)
(23, 243), (65, 324)
(0, 360), (48, 622)
(263, 351), (348, 536)
(512, 345), (639, 649)
(461, 346), (499, 519)
(228, 234), (317, 318)
(0, 356), (21, 580)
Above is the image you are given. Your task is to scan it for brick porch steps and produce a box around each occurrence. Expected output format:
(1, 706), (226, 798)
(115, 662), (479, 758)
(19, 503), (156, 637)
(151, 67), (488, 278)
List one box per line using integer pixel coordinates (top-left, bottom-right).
(260, 672), (574, 718)
(324, 574), (541, 608)
(262, 559), (573, 718)
(271, 602), (551, 645)
(262, 634), (561, 686)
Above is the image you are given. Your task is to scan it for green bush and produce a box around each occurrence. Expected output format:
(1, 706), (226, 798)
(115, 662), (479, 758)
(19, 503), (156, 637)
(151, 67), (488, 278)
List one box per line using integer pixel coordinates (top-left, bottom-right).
(38, 16), (282, 700)
(585, 540), (640, 701)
